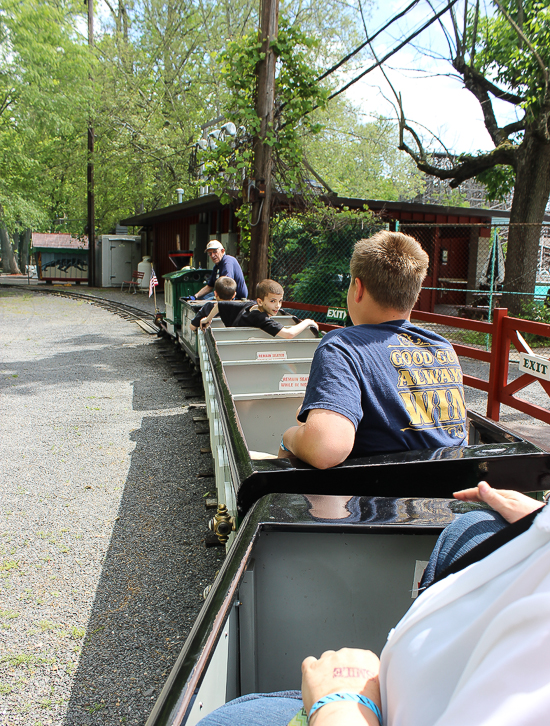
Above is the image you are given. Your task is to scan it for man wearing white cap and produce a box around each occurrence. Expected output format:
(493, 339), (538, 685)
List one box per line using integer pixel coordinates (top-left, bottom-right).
(195, 240), (248, 300)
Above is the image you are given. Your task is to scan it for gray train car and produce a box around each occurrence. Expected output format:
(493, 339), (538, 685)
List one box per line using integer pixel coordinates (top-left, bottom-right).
(144, 314), (550, 726)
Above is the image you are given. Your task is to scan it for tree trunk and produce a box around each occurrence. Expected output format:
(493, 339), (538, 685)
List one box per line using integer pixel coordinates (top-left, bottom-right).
(19, 229), (31, 272)
(502, 131), (550, 316)
(0, 226), (20, 274)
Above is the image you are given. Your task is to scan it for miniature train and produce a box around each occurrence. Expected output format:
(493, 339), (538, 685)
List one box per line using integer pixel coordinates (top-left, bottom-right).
(150, 273), (550, 726)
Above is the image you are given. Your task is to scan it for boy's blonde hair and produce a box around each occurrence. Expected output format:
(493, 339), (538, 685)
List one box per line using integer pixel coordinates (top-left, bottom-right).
(214, 276), (237, 300)
(256, 279), (284, 299)
(350, 231), (429, 311)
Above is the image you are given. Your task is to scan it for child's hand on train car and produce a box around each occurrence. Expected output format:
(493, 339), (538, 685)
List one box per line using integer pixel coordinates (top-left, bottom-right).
(454, 481), (544, 523)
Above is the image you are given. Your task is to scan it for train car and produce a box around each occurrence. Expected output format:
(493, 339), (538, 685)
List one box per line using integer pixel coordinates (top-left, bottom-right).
(144, 303), (550, 726)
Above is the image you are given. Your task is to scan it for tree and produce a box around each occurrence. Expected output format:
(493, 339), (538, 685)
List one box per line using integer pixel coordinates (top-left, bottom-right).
(305, 103), (424, 201)
(397, 0), (550, 315)
(0, 0), (93, 243)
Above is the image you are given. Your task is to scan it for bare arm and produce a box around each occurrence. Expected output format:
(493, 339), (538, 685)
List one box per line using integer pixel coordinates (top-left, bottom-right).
(281, 409), (355, 469)
(454, 481), (544, 523)
(302, 648), (381, 726)
(199, 302), (219, 329)
(195, 284), (213, 299)
(276, 318), (319, 339)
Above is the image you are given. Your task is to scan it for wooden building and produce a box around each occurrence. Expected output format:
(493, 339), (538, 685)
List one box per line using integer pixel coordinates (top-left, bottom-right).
(120, 194), (508, 312)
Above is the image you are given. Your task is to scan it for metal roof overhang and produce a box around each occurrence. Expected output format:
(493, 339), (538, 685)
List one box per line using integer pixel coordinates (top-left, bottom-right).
(119, 194), (226, 227)
(120, 192), (548, 228)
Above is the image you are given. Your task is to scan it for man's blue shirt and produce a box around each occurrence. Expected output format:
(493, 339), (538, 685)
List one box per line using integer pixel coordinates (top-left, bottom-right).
(207, 254), (248, 298)
(298, 320), (467, 458)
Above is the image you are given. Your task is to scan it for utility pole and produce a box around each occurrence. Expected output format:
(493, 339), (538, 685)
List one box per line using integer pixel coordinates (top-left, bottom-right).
(86, 0), (95, 287)
(248, 0), (278, 294)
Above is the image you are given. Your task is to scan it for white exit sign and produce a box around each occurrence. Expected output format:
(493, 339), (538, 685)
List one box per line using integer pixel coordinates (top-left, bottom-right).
(327, 308), (347, 322)
(519, 353), (550, 381)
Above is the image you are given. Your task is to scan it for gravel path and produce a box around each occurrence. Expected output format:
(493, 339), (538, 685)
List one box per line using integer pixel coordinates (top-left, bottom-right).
(0, 287), (220, 726)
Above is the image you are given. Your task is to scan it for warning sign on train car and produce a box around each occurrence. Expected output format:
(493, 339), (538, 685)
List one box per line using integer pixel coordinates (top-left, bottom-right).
(518, 353), (550, 381)
(279, 374), (309, 390)
(257, 351), (287, 360)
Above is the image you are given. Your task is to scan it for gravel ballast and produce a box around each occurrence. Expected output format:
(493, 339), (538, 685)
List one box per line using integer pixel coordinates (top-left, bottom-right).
(0, 287), (221, 726)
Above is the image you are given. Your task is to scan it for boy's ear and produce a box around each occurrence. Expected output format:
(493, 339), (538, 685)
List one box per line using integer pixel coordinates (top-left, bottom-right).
(231, 292), (236, 299)
(354, 277), (366, 303)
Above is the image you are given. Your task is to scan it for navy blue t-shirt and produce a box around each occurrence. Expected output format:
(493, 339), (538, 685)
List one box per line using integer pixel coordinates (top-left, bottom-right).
(207, 254), (248, 299)
(298, 320), (466, 458)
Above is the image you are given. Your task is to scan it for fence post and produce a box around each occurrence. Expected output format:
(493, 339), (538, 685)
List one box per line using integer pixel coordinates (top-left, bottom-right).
(486, 307), (508, 421)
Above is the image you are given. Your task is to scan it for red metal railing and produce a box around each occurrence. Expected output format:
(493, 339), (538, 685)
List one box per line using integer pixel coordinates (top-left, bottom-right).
(283, 301), (550, 425)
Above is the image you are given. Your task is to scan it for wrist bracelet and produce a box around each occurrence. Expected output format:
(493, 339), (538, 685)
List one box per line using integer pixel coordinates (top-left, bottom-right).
(308, 692), (382, 725)
(280, 437), (292, 453)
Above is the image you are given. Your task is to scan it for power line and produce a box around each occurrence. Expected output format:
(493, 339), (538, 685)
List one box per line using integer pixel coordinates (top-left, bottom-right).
(325, 0), (460, 103)
(315, 0), (421, 84)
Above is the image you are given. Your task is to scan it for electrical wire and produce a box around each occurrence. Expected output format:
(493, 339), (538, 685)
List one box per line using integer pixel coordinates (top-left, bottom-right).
(325, 0), (460, 103)
(315, 0), (421, 83)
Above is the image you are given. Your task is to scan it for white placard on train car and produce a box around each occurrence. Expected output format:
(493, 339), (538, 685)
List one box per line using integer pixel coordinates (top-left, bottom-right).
(518, 353), (550, 381)
(279, 374), (309, 390)
(257, 351), (287, 360)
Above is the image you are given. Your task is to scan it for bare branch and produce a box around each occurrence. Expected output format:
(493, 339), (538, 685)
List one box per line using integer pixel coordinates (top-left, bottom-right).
(470, 0), (479, 63)
(399, 113), (517, 187)
(453, 57), (523, 103)
(449, 3), (462, 57)
(427, 0), (455, 58)
(502, 118), (526, 136)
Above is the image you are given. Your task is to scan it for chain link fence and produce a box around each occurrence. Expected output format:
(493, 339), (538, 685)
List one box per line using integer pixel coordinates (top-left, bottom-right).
(269, 211), (385, 325)
(269, 214), (550, 359)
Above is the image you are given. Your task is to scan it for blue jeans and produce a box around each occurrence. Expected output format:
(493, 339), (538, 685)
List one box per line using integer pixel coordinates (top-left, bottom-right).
(197, 510), (508, 725)
(200, 291), (215, 300)
(420, 508), (508, 588)
(196, 691), (302, 726)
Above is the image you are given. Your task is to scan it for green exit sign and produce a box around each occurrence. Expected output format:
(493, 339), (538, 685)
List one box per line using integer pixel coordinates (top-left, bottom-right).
(326, 307), (348, 322)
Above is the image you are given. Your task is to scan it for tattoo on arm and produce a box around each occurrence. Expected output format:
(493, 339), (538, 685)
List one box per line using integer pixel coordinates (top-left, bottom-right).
(333, 667), (376, 679)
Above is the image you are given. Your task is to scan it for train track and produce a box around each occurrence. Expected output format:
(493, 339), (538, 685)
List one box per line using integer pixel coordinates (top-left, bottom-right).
(4, 284), (160, 332)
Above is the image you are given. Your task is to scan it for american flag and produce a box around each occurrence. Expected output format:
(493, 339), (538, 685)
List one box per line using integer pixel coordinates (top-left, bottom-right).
(149, 269), (158, 297)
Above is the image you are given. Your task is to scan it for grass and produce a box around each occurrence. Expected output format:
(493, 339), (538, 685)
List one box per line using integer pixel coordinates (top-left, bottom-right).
(0, 609), (19, 620)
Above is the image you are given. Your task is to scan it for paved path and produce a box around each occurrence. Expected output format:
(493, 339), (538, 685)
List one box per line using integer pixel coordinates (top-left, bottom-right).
(0, 285), (219, 726)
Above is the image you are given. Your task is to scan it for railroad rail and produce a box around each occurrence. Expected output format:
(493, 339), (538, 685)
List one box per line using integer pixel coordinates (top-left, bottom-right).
(2, 283), (159, 332)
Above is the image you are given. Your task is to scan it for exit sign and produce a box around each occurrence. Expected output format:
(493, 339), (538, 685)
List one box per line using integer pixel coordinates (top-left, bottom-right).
(327, 307), (348, 322)
(519, 353), (550, 381)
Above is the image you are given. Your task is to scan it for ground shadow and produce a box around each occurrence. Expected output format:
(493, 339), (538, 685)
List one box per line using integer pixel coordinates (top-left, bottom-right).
(63, 407), (220, 725)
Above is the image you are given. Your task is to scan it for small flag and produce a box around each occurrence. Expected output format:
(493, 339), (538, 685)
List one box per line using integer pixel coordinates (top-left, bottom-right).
(149, 269), (158, 297)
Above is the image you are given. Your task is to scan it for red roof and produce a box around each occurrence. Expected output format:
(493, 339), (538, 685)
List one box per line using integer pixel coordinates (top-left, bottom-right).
(32, 233), (88, 250)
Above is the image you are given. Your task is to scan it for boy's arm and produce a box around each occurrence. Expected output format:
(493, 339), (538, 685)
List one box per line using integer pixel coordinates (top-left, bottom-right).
(200, 302), (219, 329)
(276, 318), (319, 339)
(281, 409), (355, 469)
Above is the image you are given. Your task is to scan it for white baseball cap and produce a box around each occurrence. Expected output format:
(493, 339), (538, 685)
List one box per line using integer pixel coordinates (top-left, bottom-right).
(206, 240), (223, 251)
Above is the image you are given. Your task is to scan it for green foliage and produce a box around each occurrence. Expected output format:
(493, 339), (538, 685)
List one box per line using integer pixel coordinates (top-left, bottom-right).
(475, 165), (516, 203)
(305, 106), (424, 201)
(271, 207), (384, 309)
(473, 1), (550, 119)
(0, 0), (93, 232)
(515, 300), (550, 347)
(196, 18), (329, 212)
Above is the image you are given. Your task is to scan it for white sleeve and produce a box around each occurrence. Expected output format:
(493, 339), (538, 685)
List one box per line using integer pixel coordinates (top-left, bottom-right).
(433, 593), (550, 726)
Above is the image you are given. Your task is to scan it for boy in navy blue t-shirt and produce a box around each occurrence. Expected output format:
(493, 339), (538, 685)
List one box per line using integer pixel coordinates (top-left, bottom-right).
(189, 276), (237, 331)
(280, 231), (467, 468)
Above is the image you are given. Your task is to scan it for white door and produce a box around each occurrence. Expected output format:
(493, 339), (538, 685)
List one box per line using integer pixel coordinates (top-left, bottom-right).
(110, 241), (132, 286)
